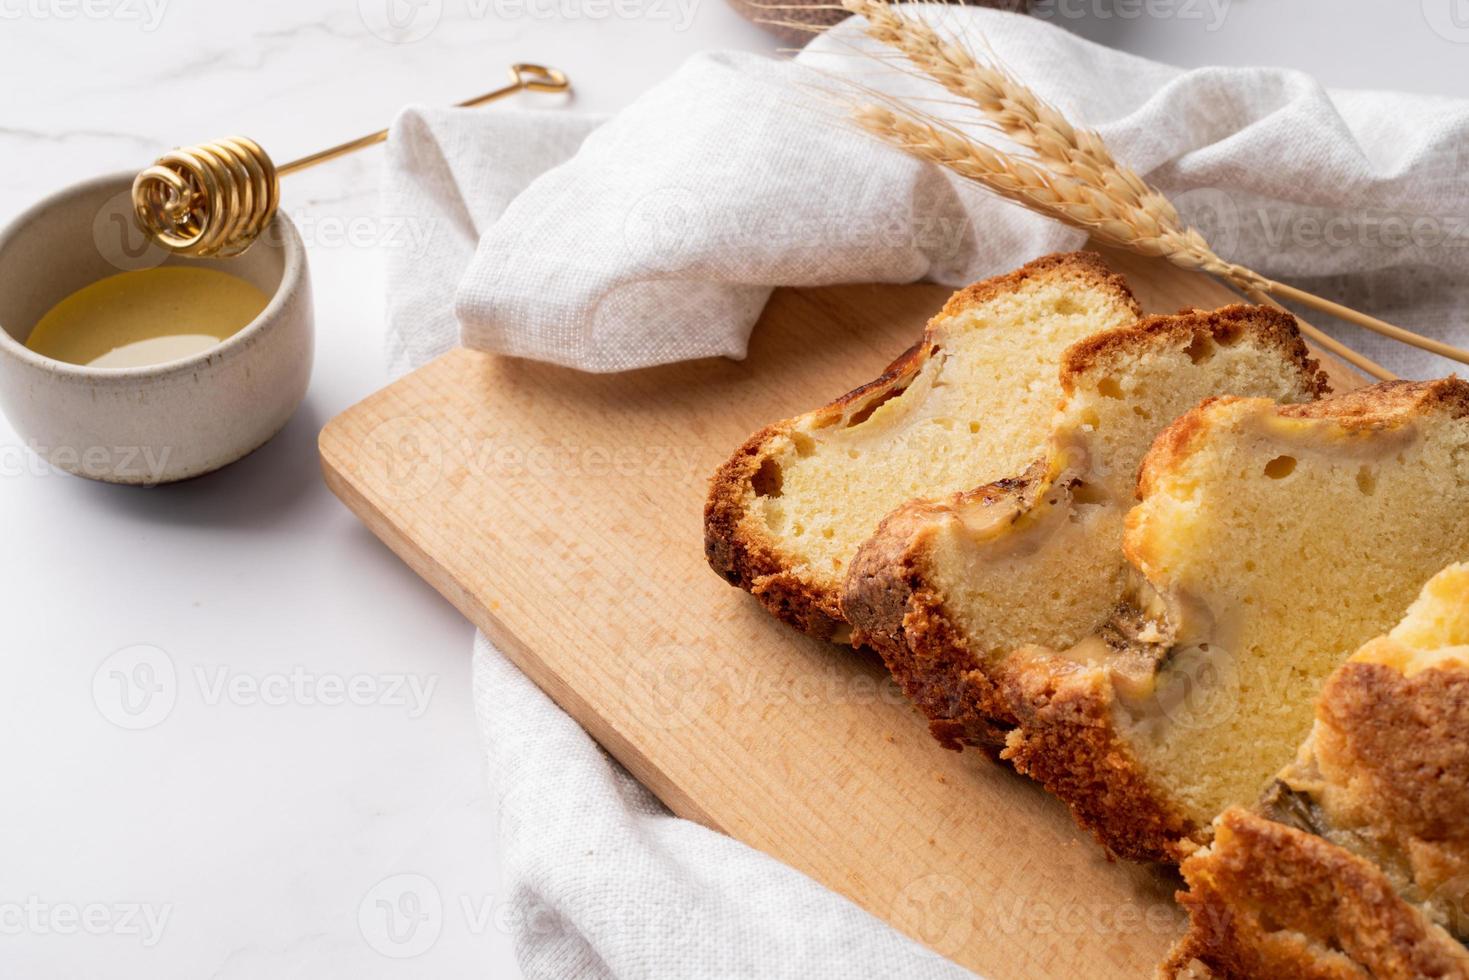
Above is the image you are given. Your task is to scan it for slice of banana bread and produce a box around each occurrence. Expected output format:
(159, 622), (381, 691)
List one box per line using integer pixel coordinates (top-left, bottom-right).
(1165, 564), (1469, 979)
(1001, 380), (1469, 862)
(704, 252), (1141, 639)
(843, 305), (1327, 750)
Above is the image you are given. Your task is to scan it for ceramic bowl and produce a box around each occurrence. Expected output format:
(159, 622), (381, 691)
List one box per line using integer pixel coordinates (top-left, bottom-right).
(0, 172), (312, 484)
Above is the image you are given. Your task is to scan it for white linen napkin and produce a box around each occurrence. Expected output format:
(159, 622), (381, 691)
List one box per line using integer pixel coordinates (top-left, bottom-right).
(380, 7), (1469, 977)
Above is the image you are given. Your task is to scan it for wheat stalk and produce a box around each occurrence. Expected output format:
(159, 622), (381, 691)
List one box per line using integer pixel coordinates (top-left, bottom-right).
(853, 105), (1261, 289)
(841, 0), (1133, 193)
(838, 0), (1469, 380)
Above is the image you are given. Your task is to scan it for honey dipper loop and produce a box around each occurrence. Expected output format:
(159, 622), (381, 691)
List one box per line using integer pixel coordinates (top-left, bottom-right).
(131, 63), (571, 258)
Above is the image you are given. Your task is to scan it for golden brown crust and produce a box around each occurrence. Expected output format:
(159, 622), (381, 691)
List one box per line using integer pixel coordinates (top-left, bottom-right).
(934, 249), (1136, 323)
(998, 649), (1198, 863)
(1278, 377), (1469, 425)
(704, 422), (847, 637)
(1165, 809), (1469, 980)
(704, 251), (1139, 639)
(1319, 659), (1469, 847)
(844, 477), (1036, 751)
(842, 305), (1324, 754)
(1138, 378), (1469, 500)
(1311, 656), (1469, 902)
(1061, 305), (1328, 400)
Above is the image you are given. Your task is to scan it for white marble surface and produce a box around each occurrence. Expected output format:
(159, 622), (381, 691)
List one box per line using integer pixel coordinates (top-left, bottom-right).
(0, 3), (1463, 979)
(0, 5), (776, 979)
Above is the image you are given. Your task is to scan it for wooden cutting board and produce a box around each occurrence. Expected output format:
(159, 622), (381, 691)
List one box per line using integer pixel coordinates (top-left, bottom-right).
(319, 248), (1364, 978)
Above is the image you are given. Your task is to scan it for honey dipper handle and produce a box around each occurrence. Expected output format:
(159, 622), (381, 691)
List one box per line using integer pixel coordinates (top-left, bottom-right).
(277, 63), (571, 175)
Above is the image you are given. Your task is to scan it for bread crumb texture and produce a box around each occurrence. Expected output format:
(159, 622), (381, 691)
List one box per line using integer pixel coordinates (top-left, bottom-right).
(843, 304), (1324, 753)
(705, 252), (1139, 636)
(1168, 565), (1469, 978)
(1123, 381), (1469, 828)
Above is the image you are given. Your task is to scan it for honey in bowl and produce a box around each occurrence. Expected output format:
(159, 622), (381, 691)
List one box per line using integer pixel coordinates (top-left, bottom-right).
(25, 266), (270, 369)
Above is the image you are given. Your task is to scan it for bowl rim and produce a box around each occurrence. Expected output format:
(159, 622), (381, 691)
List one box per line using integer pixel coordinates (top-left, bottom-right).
(0, 170), (306, 385)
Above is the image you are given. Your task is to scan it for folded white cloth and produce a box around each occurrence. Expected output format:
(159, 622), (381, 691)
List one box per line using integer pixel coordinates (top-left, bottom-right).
(475, 634), (972, 979)
(381, 7), (1469, 977)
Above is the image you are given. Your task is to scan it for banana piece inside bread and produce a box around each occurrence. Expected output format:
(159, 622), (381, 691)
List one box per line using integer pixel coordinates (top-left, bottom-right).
(844, 305), (1327, 750)
(704, 251), (1141, 639)
(1166, 564), (1469, 979)
(1001, 379), (1469, 862)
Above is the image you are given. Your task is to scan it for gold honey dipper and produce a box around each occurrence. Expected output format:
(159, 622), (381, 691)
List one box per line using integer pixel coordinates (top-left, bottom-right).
(131, 63), (570, 258)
